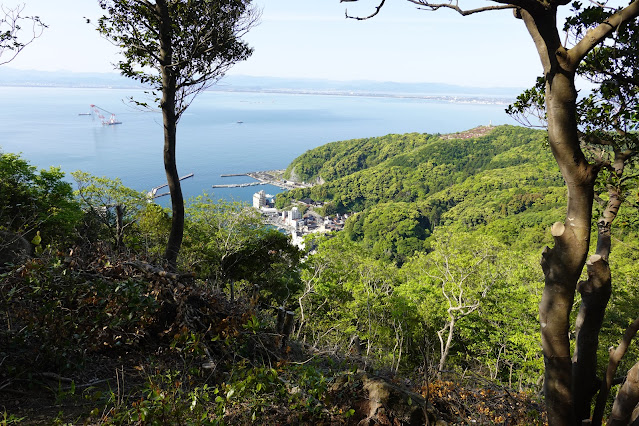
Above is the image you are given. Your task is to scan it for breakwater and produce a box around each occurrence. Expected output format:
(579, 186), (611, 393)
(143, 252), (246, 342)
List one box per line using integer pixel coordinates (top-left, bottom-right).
(212, 181), (264, 189)
(219, 170), (313, 191)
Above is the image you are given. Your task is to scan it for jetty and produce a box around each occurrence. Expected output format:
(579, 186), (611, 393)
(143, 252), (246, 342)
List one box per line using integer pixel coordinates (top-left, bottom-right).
(148, 173), (194, 199)
(212, 182), (264, 189)
(220, 173), (248, 177)
(219, 169), (313, 191)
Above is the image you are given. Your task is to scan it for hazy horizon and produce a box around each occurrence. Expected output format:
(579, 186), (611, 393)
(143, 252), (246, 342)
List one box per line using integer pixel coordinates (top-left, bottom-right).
(0, 67), (524, 96)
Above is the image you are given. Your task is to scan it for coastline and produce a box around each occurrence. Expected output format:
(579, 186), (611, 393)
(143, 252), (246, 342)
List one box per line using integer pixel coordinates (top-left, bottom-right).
(0, 84), (514, 105)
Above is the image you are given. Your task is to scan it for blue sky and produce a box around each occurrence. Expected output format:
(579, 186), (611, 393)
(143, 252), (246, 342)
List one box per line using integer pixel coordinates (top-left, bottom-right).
(7, 0), (544, 88)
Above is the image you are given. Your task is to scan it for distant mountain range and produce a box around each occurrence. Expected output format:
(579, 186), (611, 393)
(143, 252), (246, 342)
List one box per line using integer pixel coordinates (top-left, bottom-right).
(0, 68), (523, 99)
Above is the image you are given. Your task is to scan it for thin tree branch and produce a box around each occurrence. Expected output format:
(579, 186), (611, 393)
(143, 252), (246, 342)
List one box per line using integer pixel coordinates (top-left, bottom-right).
(0, 4), (47, 66)
(569, 0), (639, 66)
(406, 0), (515, 16)
(344, 0), (386, 20)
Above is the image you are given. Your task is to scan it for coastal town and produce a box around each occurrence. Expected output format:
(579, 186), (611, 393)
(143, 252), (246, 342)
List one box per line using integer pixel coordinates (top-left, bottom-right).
(251, 188), (351, 249)
(211, 170), (351, 249)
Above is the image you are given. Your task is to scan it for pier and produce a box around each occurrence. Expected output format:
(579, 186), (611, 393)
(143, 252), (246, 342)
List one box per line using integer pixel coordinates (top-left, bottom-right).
(220, 170), (313, 191)
(148, 173), (194, 199)
(212, 182), (264, 189)
(220, 173), (248, 177)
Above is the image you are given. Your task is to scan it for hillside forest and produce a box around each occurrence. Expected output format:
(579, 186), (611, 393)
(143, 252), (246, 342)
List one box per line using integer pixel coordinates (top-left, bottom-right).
(1, 123), (639, 424)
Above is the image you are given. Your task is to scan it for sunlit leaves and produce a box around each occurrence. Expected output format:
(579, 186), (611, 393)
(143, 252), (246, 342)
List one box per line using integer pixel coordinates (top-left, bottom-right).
(0, 152), (81, 245)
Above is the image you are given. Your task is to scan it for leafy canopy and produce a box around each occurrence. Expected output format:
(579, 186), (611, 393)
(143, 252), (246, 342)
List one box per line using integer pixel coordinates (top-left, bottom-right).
(0, 152), (81, 245)
(96, 0), (259, 117)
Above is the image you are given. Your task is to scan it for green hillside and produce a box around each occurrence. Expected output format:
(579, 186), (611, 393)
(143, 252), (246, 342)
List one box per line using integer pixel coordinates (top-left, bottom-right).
(283, 132), (441, 183)
(274, 125), (639, 411)
(279, 126), (560, 208)
(277, 125), (569, 261)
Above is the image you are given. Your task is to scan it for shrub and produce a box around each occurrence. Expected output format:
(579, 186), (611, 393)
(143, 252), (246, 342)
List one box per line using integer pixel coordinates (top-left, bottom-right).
(0, 152), (81, 248)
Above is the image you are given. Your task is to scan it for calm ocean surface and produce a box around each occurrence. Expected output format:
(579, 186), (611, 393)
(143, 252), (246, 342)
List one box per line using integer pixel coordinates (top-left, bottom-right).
(0, 86), (517, 204)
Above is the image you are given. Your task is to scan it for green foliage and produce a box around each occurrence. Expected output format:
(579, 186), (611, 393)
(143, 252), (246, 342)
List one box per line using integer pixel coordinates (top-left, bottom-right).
(565, 3), (638, 135)
(399, 232), (544, 383)
(278, 127), (555, 218)
(343, 202), (431, 265)
(279, 126), (563, 265)
(0, 152), (81, 246)
(2, 256), (160, 372)
(72, 171), (147, 249)
(277, 125), (569, 379)
(105, 370), (218, 425)
(284, 132), (439, 183)
(182, 194), (301, 302)
(505, 77), (546, 127)
(96, 0), (257, 118)
(596, 229), (639, 373)
(0, 411), (24, 425)
(297, 235), (421, 369)
(136, 203), (172, 259)
(0, 4), (46, 66)
(295, 229), (546, 382)
(182, 194), (269, 281)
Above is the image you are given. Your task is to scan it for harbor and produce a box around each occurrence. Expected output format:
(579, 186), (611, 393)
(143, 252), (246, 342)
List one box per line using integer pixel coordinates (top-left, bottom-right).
(147, 170), (313, 200)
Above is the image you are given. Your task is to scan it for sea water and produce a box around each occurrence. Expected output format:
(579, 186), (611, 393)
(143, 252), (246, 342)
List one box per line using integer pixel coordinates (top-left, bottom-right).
(0, 86), (518, 204)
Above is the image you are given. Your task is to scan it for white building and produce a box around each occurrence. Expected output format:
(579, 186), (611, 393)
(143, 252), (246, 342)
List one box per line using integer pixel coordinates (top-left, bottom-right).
(252, 190), (266, 209)
(290, 206), (301, 220)
(291, 231), (306, 250)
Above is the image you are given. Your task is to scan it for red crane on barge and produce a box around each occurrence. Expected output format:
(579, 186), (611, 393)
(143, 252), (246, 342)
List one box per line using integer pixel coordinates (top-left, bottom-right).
(90, 104), (122, 125)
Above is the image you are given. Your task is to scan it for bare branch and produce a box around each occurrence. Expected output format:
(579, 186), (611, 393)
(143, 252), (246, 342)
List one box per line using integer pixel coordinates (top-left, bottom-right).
(0, 3), (47, 66)
(406, 0), (515, 16)
(344, 0), (386, 20)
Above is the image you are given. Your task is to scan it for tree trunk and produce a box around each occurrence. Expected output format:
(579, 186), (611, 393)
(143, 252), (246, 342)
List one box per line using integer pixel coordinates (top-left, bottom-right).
(593, 317), (639, 425)
(573, 180), (622, 422)
(572, 254), (611, 421)
(540, 72), (595, 426)
(157, 0), (184, 270)
(608, 361), (639, 426)
(521, 10), (597, 425)
(437, 314), (455, 377)
(296, 294), (306, 339)
(115, 204), (124, 250)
